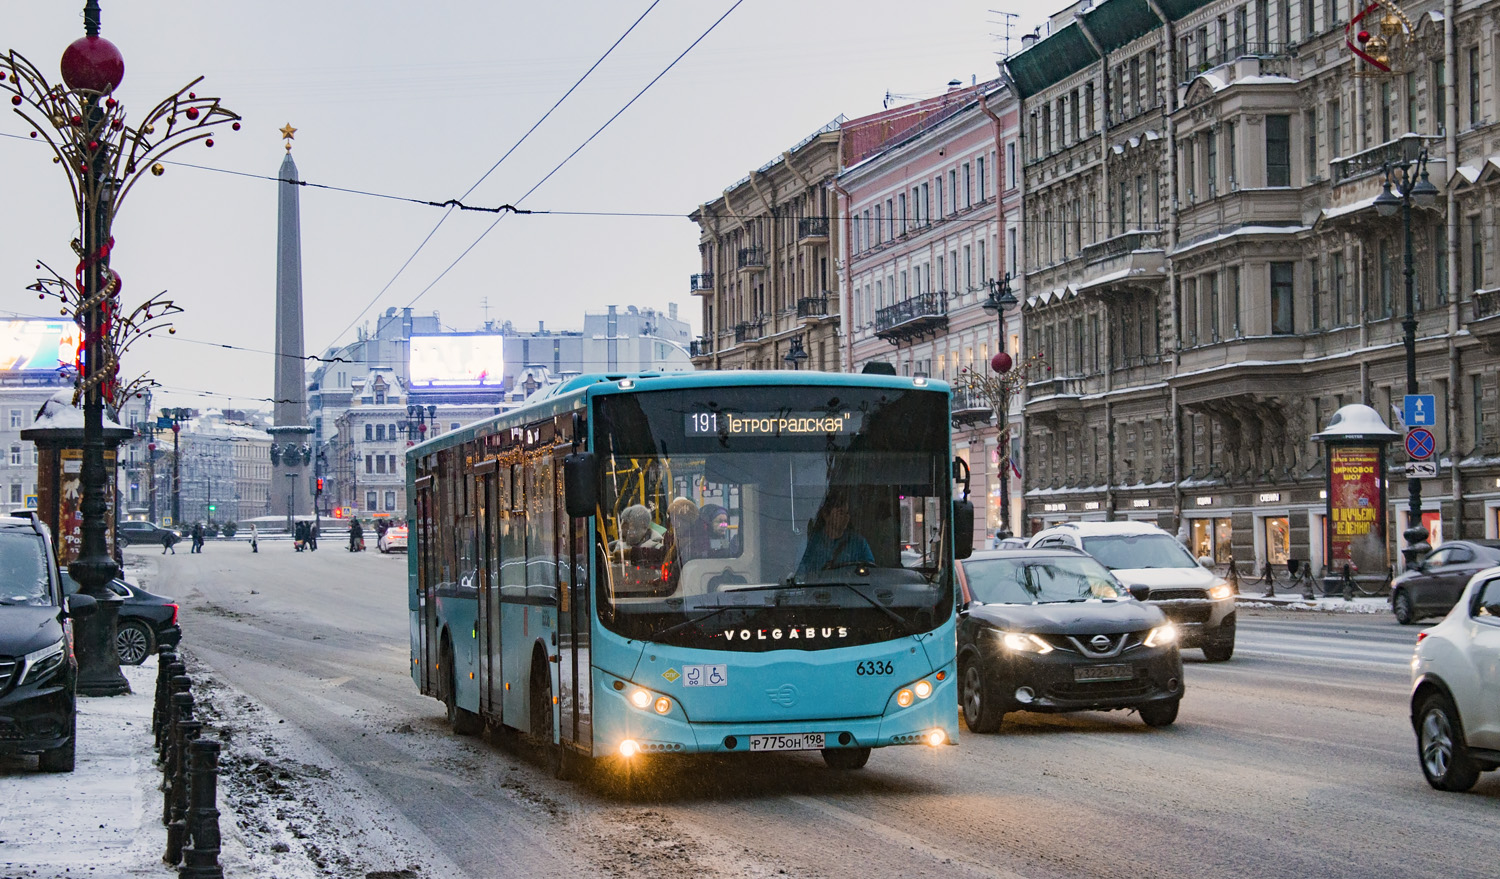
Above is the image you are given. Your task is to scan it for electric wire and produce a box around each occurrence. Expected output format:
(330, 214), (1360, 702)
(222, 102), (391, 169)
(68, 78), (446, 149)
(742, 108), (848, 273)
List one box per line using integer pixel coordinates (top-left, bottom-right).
(319, 0), (664, 356)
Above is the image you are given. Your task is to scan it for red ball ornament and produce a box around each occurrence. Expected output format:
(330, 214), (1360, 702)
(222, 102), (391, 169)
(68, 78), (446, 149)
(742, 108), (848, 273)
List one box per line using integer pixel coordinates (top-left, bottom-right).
(88, 140), (98, 150)
(105, 97), (116, 108)
(10, 95), (21, 106)
(232, 121), (241, 131)
(205, 138), (214, 147)
(70, 114), (82, 126)
(29, 131), (36, 138)
(185, 106), (199, 120)
(990, 351), (1013, 374)
(188, 92), (196, 100)
(1357, 30), (1370, 44)
(60, 35), (124, 93)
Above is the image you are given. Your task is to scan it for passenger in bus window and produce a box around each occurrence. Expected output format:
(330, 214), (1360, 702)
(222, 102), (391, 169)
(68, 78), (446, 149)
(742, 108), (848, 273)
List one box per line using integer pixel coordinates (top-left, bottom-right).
(609, 504), (662, 559)
(664, 496), (704, 561)
(698, 504), (740, 557)
(797, 490), (874, 574)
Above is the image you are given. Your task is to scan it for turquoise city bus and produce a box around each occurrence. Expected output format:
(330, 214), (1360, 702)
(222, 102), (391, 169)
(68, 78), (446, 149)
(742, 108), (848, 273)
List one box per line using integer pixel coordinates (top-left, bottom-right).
(408, 370), (973, 775)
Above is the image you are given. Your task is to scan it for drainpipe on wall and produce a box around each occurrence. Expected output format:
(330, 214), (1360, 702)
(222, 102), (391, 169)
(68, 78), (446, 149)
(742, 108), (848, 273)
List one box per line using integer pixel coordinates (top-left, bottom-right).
(1445, 0), (1464, 537)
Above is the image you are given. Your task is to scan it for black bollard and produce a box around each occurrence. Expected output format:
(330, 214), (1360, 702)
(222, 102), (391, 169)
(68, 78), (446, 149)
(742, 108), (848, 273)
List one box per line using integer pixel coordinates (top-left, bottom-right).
(163, 691), (194, 825)
(153, 650), (179, 744)
(158, 668), (189, 755)
(180, 738), (225, 879)
(164, 718), (201, 865)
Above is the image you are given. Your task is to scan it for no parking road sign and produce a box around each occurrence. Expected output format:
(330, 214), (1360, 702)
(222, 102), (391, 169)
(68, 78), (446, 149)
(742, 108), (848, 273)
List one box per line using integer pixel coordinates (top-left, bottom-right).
(1405, 427), (1436, 460)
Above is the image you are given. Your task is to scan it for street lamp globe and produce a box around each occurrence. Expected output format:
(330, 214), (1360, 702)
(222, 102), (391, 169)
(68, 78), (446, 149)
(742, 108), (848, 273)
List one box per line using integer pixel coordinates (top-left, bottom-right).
(1411, 169), (1439, 208)
(1374, 177), (1400, 217)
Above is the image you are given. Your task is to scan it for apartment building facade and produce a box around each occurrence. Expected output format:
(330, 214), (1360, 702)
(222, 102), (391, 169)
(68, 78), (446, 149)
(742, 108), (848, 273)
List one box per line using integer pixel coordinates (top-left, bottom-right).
(840, 82), (1025, 539)
(1007, 0), (1500, 579)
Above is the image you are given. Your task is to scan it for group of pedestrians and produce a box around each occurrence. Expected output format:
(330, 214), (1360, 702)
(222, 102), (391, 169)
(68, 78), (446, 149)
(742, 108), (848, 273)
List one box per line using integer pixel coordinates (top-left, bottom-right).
(160, 522), (208, 554)
(294, 520), (319, 551)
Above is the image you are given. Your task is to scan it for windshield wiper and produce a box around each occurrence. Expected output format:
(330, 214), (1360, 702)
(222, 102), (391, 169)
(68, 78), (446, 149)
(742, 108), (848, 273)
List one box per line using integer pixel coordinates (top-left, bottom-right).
(645, 585), (785, 641)
(820, 582), (921, 635)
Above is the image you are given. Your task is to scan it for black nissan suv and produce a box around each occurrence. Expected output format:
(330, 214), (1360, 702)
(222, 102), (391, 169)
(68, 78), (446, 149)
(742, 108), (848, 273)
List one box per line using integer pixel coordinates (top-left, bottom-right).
(0, 515), (96, 771)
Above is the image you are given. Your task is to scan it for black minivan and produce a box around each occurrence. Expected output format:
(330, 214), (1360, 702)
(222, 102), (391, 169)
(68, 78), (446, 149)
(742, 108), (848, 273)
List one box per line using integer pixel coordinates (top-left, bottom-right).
(0, 515), (96, 771)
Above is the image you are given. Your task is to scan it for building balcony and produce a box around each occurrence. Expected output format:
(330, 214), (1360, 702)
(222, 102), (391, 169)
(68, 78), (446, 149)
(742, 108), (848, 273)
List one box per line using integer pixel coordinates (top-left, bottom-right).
(1331, 133), (1441, 186)
(734, 320), (765, 344)
(1470, 288), (1500, 354)
(1024, 376), (1085, 428)
(796, 294), (831, 319)
(950, 388), (994, 427)
(689, 337), (714, 358)
(797, 216), (829, 243)
(690, 272), (715, 295)
(874, 292), (948, 343)
(737, 246), (766, 272)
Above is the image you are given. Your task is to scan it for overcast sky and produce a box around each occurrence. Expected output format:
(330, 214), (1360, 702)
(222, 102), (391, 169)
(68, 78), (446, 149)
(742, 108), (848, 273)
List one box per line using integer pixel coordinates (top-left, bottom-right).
(0, 1), (1050, 412)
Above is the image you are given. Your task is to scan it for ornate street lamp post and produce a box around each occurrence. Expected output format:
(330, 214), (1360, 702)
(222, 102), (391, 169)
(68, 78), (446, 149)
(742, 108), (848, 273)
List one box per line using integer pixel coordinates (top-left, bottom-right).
(1374, 147), (1440, 566)
(981, 274), (1019, 538)
(783, 336), (809, 371)
(1, 1), (237, 693)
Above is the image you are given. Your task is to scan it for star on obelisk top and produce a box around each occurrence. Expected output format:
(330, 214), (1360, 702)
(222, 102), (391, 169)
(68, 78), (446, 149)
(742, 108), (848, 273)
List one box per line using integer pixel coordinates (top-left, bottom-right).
(280, 123), (296, 152)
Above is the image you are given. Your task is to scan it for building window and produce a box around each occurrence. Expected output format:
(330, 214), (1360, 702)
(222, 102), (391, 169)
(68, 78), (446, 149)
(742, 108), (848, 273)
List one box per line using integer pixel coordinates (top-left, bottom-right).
(365, 454), (373, 474)
(1326, 98), (1341, 157)
(7, 410), (19, 429)
(364, 423), (373, 441)
(1208, 272), (1221, 341)
(977, 156), (986, 201)
(1434, 225), (1448, 305)
(1472, 214), (1484, 291)
(366, 490), (377, 511)
(1473, 375), (1486, 448)
(1379, 239), (1394, 317)
(9, 484), (19, 504)
(1206, 129), (1218, 194)
(389, 454), (399, 473)
(384, 491), (396, 511)
(1432, 60), (1446, 135)
(1271, 262), (1295, 334)
(1468, 46), (1480, 127)
(1006, 141), (1016, 188)
(1380, 81), (1393, 142)
(1265, 115), (1291, 186)
(1309, 257), (1321, 329)
(1405, 70), (1418, 132)
(1304, 109), (1318, 180)
(376, 455), (386, 475)
(375, 424), (385, 441)
(8, 445), (19, 466)
(1332, 251), (1347, 325)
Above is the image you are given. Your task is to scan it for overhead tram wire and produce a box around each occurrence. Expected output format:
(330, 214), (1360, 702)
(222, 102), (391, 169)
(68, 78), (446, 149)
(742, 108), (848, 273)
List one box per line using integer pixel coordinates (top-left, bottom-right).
(398, 0), (747, 314)
(319, 0), (664, 356)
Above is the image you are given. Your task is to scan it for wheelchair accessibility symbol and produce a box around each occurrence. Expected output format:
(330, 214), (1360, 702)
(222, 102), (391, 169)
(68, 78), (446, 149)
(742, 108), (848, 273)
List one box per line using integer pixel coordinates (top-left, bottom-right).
(681, 664), (727, 687)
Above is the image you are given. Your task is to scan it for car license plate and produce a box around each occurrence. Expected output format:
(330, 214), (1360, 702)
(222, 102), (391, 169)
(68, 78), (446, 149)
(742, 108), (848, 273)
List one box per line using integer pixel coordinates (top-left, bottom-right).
(1074, 664), (1133, 683)
(748, 733), (825, 752)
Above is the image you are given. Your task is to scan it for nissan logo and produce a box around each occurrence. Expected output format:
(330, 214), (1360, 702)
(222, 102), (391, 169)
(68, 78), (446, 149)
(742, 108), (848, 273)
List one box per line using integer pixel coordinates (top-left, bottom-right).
(1090, 635), (1112, 651)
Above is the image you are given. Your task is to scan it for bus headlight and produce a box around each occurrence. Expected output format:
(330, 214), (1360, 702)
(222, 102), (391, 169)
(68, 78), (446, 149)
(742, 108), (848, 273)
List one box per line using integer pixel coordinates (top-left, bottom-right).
(896, 688), (914, 707)
(1144, 624), (1178, 648)
(619, 739), (641, 758)
(654, 696), (671, 715)
(629, 689), (652, 709)
(926, 728), (946, 747)
(913, 680), (933, 699)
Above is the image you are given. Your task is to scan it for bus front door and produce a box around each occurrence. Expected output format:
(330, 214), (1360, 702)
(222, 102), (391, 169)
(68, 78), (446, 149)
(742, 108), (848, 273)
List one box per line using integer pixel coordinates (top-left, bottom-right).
(554, 445), (592, 754)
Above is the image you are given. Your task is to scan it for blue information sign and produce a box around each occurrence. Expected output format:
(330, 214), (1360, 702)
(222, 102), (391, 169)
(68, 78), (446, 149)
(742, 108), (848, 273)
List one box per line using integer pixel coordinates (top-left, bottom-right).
(1406, 427), (1436, 461)
(1404, 394), (1436, 427)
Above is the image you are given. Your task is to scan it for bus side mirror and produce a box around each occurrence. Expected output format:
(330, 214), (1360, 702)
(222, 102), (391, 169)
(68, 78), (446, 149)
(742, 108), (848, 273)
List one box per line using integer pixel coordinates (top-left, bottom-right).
(953, 498), (974, 559)
(563, 453), (597, 519)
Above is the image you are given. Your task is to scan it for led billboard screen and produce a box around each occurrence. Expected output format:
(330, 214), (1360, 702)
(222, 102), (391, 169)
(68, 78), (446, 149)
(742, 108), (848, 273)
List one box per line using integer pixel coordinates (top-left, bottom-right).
(0, 320), (82, 372)
(408, 334), (505, 387)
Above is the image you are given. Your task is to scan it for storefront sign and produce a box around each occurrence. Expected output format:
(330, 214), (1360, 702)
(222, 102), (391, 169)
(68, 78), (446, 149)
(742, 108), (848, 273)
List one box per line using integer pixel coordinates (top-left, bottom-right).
(1083, 501), (1100, 510)
(1131, 499), (1150, 508)
(1195, 496), (1213, 506)
(1042, 503), (1066, 512)
(1327, 445), (1388, 574)
(1258, 492), (1282, 503)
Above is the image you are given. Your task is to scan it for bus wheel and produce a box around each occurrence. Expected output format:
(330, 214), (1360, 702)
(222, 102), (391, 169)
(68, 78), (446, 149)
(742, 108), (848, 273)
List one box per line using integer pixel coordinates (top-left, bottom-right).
(821, 747), (871, 770)
(442, 640), (481, 736)
(530, 660), (571, 779)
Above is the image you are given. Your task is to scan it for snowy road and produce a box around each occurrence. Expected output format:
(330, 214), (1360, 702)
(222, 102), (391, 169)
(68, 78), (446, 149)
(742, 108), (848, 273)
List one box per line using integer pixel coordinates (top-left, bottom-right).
(138, 544), (1498, 879)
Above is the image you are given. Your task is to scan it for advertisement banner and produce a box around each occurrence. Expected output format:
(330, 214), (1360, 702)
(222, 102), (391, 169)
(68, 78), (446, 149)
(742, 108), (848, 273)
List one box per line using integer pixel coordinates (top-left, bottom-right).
(1327, 445), (1387, 575)
(0, 320), (82, 371)
(408, 334), (505, 387)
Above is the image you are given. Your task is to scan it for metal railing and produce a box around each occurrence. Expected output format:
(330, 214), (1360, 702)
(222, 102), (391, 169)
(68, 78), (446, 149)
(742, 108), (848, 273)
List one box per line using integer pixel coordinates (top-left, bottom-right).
(1331, 133), (1430, 185)
(734, 320), (764, 343)
(690, 272), (714, 293)
(737, 246), (766, 270)
(874, 292), (947, 334)
(689, 338), (714, 358)
(1179, 42), (1293, 82)
(1081, 229), (1162, 264)
(1473, 289), (1500, 321)
(797, 294), (830, 318)
(797, 216), (829, 240)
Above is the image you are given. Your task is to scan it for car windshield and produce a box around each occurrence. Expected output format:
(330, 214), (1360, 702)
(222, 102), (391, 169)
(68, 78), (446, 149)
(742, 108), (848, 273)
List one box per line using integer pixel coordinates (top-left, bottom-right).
(965, 555), (1125, 604)
(0, 533), (52, 606)
(1082, 533), (1199, 570)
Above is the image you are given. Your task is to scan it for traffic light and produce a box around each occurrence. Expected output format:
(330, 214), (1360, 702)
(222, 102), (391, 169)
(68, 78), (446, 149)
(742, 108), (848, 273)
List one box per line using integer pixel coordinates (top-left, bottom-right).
(208, 504), (216, 512)
(316, 478), (324, 494)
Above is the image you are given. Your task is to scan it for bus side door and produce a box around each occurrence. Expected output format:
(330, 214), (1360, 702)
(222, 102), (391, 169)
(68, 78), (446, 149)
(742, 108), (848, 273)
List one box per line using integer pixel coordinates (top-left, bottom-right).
(554, 434), (592, 754)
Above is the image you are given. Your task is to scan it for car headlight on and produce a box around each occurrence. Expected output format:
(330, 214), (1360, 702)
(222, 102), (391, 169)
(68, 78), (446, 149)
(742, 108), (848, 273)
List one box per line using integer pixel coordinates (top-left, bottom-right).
(20, 639), (66, 685)
(1208, 582), (1234, 601)
(1000, 631), (1054, 654)
(1144, 624), (1178, 648)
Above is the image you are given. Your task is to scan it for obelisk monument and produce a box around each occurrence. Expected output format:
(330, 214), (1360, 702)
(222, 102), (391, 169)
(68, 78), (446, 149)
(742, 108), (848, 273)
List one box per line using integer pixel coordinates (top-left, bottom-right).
(268, 124), (314, 528)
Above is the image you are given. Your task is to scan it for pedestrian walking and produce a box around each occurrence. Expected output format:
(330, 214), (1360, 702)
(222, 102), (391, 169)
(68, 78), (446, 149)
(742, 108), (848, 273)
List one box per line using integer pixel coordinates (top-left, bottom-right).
(294, 520), (307, 552)
(349, 518), (364, 552)
(191, 522), (205, 553)
(162, 531), (177, 555)
(250, 523), (259, 553)
(308, 522), (318, 552)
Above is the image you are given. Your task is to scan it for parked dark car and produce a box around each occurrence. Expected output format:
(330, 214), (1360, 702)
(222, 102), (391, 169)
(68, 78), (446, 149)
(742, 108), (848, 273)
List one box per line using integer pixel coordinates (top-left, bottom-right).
(0, 514), (96, 772)
(117, 521), (177, 549)
(61, 573), (181, 665)
(1391, 539), (1500, 624)
(956, 547), (1184, 732)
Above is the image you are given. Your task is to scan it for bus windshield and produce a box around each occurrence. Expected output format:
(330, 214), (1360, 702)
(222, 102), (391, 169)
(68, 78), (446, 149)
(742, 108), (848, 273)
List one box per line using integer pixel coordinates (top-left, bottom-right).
(593, 386), (954, 650)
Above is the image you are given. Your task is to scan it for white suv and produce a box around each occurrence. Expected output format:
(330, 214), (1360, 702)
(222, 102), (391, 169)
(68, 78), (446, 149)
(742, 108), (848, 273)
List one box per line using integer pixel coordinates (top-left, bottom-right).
(1028, 521), (1237, 661)
(1410, 568), (1500, 791)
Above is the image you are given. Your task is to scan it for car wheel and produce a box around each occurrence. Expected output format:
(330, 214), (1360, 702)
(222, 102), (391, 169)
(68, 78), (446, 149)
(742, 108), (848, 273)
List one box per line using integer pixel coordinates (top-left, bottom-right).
(440, 640), (481, 736)
(821, 746), (871, 770)
(1417, 692), (1481, 792)
(1392, 589), (1416, 625)
(38, 709), (75, 773)
(960, 658), (1005, 733)
(1201, 615), (1236, 662)
(1139, 698), (1180, 727)
(530, 659), (572, 778)
(118, 535), (130, 549)
(115, 620), (154, 666)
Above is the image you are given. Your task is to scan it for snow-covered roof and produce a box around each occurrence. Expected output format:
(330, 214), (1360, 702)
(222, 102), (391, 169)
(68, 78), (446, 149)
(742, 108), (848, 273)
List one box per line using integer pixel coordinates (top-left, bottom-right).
(26, 390), (126, 431)
(1311, 404), (1399, 442)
